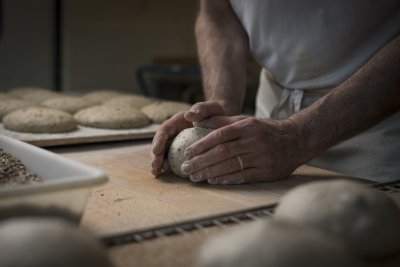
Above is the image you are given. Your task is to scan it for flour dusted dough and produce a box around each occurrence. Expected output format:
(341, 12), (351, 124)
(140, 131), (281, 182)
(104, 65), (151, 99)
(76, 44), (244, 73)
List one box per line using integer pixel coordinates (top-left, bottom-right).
(274, 180), (400, 259)
(3, 107), (77, 133)
(103, 95), (154, 109)
(168, 127), (212, 178)
(141, 101), (191, 123)
(83, 90), (125, 104)
(42, 96), (96, 114)
(9, 87), (60, 103)
(0, 92), (16, 101)
(74, 105), (150, 129)
(0, 218), (111, 267)
(0, 99), (34, 120)
(198, 219), (361, 267)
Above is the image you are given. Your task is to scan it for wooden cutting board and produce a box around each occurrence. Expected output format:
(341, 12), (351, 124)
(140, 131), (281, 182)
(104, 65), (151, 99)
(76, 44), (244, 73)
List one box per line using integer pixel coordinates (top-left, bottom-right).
(0, 124), (158, 147)
(51, 140), (359, 236)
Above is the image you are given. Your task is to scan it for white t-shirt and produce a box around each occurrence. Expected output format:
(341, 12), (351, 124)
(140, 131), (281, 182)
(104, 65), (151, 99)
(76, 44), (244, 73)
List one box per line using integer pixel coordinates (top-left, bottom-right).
(229, 0), (400, 89)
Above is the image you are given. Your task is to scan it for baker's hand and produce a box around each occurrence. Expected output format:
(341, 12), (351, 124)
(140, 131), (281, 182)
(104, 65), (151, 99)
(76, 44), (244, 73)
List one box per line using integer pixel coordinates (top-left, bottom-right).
(181, 116), (306, 184)
(151, 101), (228, 176)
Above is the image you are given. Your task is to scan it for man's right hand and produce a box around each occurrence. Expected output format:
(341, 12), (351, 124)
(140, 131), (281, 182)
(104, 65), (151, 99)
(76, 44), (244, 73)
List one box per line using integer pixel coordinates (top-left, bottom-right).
(151, 101), (228, 177)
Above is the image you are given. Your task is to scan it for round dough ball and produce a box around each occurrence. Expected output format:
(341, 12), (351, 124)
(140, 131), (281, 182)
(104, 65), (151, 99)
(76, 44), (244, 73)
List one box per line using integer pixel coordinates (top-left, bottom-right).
(0, 92), (17, 101)
(42, 96), (96, 114)
(0, 99), (35, 120)
(197, 219), (362, 267)
(74, 105), (150, 129)
(168, 127), (212, 178)
(274, 180), (400, 259)
(0, 217), (112, 267)
(3, 107), (77, 133)
(83, 90), (125, 104)
(141, 101), (191, 123)
(103, 95), (154, 109)
(9, 87), (60, 103)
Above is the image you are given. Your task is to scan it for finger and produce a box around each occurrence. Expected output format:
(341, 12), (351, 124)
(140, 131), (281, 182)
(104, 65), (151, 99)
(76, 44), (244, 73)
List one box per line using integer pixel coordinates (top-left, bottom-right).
(152, 111), (191, 155)
(158, 160), (170, 177)
(184, 101), (227, 122)
(206, 168), (260, 185)
(184, 123), (241, 160)
(194, 115), (248, 129)
(188, 153), (253, 182)
(182, 140), (251, 174)
(151, 154), (164, 175)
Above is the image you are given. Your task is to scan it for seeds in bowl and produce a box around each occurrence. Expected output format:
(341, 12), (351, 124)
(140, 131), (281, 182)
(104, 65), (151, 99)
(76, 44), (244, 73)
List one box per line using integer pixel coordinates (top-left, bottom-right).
(0, 149), (42, 187)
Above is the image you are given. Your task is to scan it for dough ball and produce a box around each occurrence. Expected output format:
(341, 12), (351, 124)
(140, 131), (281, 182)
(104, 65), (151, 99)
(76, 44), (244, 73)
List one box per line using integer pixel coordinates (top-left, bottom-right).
(83, 90), (125, 104)
(141, 101), (191, 123)
(168, 127), (212, 178)
(74, 105), (150, 129)
(103, 95), (154, 109)
(274, 179), (400, 259)
(0, 217), (112, 267)
(3, 107), (77, 133)
(42, 96), (96, 114)
(197, 219), (362, 267)
(0, 99), (35, 121)
(9, 87), (60, 103)
(0, 92), (17, 101)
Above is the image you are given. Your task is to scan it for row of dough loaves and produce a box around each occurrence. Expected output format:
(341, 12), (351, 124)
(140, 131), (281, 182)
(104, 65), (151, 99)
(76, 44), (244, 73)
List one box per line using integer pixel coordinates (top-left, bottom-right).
(0, 87), (191, 133)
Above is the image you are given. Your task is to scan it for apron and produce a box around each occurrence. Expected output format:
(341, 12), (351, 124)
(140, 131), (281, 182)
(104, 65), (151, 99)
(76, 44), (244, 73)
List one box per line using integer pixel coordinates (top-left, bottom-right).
(256, 68), (400, 183)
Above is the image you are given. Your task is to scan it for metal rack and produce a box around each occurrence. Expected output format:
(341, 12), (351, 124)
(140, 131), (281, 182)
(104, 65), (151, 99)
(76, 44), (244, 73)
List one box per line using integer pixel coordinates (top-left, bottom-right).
(101, 179), (400, 248)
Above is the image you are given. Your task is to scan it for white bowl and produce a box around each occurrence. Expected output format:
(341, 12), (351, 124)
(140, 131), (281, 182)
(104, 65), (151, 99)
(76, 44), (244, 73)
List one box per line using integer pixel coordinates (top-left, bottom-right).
(0, 135), (108, 222)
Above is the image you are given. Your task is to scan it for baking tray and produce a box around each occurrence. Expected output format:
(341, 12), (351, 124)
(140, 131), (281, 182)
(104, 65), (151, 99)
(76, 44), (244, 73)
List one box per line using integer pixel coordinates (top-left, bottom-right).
(0, 123), (159, 147)
(0, 134), (108, 221)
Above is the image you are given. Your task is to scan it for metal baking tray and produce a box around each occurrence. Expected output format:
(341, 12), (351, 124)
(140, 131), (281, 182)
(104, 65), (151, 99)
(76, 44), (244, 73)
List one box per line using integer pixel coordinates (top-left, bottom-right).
(0, 134), (108, 221)
(0, 123), (159, 147)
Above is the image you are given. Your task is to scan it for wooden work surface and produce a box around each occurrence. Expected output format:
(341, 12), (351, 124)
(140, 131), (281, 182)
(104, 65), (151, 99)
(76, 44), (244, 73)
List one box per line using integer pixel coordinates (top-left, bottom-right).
(50, 140), (357, 237)
(51, 140), (399, 267)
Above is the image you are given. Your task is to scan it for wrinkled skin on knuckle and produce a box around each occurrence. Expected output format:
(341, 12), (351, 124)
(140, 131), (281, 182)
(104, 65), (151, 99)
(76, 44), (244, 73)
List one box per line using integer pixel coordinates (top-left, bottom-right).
(226, 158), (238, 173)
(192, 156), (206, 171)
(215, 143), (229, 158)
(214, 128), (226, 141)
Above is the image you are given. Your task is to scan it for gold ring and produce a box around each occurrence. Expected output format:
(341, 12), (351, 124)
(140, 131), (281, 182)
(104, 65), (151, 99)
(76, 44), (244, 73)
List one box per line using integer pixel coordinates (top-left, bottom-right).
(237, 155), (244, 171)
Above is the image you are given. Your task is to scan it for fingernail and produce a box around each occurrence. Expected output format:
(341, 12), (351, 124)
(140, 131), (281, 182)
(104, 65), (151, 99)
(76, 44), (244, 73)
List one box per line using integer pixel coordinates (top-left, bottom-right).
(207, 178), (218, 184)
(189, 108), (199, 114)
(181, 161), (192, 175)
(152, 143), (159, 153)
(189, 172), (202, 182)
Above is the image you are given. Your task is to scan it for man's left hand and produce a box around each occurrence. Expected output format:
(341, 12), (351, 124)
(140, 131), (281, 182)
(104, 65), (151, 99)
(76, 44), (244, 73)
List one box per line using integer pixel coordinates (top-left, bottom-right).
(182, 116), (305, 184)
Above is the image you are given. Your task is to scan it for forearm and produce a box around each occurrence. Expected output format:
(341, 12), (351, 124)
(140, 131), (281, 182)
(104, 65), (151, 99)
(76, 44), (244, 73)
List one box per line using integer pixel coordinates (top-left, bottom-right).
(291, 34), (400, 162)
(195, 0), (249, 115)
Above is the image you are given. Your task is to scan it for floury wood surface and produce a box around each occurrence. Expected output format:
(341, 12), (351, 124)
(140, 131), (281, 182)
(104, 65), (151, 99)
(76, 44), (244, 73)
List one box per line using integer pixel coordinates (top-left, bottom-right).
(49, 140), (400, 267)
(50, 140), (358, 236)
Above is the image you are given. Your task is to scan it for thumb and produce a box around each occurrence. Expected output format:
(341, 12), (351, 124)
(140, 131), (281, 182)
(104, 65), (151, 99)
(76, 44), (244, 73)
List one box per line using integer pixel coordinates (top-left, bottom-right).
(184, 101), (227, 123)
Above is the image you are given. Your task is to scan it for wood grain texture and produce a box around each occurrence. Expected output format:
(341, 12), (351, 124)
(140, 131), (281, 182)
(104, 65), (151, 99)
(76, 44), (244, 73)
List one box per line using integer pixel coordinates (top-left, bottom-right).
(51, 140), (356, 236)
(50, 140), (388, 267)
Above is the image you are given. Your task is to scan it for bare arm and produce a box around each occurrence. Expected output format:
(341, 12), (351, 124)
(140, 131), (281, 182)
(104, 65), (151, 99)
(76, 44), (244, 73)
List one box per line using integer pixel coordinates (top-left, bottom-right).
(292, 34), (400, 163)
(150, 0), (249, 176)
(195, 0), (249, 115)
(183, 34), (400, 184)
